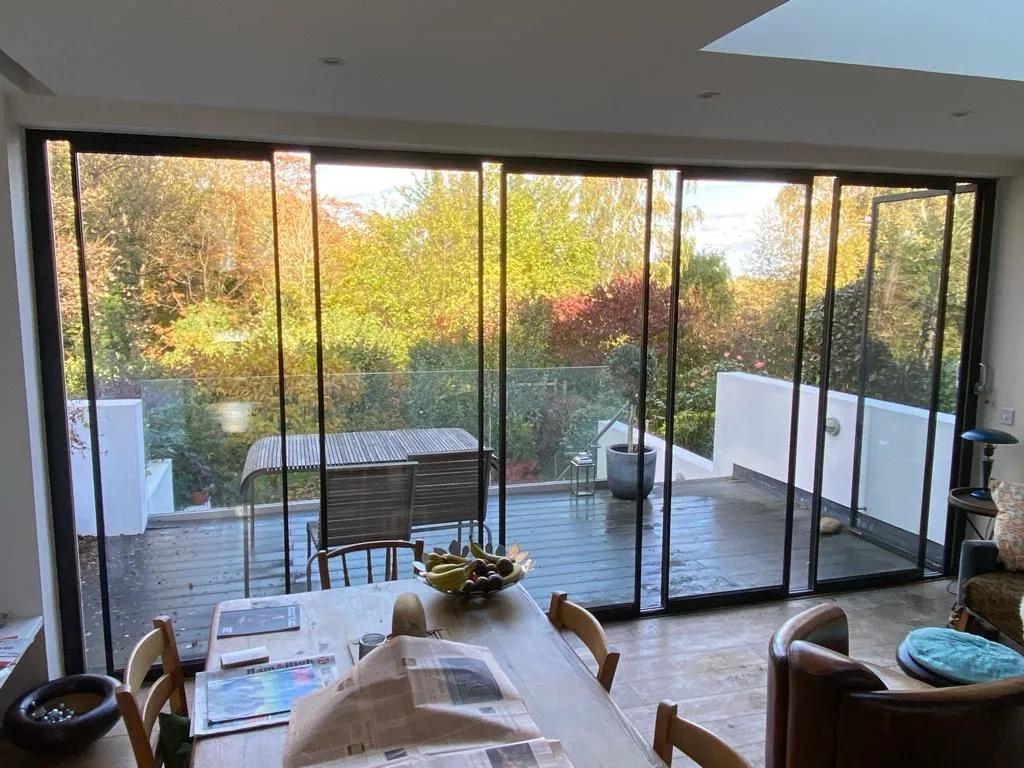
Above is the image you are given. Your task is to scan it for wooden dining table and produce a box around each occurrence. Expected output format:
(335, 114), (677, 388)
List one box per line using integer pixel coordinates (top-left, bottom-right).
(193, 580), (664, 767)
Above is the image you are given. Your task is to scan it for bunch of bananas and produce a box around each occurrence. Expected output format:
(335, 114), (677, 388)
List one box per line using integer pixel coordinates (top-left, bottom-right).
(422, 541), (525, 595)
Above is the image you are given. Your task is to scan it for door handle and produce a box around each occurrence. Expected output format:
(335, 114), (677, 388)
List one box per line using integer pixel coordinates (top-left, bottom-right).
(975, 363), (988, 395)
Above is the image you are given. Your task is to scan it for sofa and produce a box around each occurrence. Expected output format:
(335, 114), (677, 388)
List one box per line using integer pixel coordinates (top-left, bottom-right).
(957, 539), (1024, 646)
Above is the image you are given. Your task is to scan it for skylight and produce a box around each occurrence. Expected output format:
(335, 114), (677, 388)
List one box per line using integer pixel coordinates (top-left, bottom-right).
(704, 0), (1024, 83)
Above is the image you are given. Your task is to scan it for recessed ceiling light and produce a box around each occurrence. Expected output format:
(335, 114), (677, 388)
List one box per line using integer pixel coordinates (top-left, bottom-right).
(696, 91), (722, 100)
(950, 110), (974, 118)
(319, 57), (346, 66)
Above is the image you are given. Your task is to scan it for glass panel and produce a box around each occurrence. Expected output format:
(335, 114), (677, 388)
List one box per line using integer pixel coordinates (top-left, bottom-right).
(71, 151), (278, 669)
(503, 171), (649, 610)
(310, 162), (482, 587)
(815, 186), (952, 584)
(664, 179), (808, 600)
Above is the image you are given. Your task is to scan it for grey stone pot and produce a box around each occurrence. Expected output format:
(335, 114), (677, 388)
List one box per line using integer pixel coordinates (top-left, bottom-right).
(605, 443), (657, 500)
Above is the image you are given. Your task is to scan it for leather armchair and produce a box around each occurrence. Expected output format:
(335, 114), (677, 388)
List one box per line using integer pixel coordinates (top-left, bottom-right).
(767, 603), (1024, 768)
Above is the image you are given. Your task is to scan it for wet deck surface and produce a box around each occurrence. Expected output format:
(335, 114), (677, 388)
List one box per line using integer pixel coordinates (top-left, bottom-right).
(79, 477), (912, 672)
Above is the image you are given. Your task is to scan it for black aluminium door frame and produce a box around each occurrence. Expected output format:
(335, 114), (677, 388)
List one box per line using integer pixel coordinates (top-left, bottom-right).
(23, 127), (998, 670)
(807, 176), (959, 593)
(662, 169), (814, 612)
(497, 160), (653, 617)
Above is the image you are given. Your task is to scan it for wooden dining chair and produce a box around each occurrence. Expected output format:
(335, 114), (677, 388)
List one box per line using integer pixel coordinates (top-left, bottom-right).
(547, 591), (620, 692)
(653, 701), (751, 767)
(318, 539), (425, 589)
(115, 616), (189, 768)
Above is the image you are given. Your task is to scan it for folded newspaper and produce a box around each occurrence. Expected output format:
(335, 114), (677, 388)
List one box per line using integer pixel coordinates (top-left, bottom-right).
(282, 635), (573, 768)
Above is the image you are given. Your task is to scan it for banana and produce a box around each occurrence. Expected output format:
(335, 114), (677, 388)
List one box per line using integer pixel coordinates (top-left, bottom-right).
(469, 541), (501, 564)
(441, 553), (468, 565)
(429, 563), (467, 574)
(424, 553), (444, 570)
(426, 563), (472, 591)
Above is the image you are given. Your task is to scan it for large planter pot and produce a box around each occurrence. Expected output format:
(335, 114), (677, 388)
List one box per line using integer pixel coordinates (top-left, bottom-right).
(605, 443), (657, 500)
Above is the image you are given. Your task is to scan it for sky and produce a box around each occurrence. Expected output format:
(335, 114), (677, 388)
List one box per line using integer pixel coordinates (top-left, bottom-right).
(316, 165), (784, 277)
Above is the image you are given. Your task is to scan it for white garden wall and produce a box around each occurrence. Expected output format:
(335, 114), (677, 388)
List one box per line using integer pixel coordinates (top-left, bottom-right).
(713, 372), (953, 547)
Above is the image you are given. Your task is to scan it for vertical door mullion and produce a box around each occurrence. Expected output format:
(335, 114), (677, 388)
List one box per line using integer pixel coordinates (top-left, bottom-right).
(633, 170), (654, 614)
(944, 183), (996, 573)
(660, 171), (684, 609)
(68, 145), (115, 675)
(782, 183), (814, 594)
(916, 191), (957, 573)
(847, 201), (882, 532)
(309, 158), (328, 565)
(476, 167), (486, 545)
(270, 156), (291, 593)
(808, 178), (845, 591)
(498, 168), (508, 547)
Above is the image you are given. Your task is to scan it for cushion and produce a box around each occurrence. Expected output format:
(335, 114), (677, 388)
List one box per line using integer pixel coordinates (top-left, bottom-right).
(903, 627), (1024, 684)
(991, 478), (1024, 571)
(963, 570), (1024, 644)
(157, 712), (192, 768)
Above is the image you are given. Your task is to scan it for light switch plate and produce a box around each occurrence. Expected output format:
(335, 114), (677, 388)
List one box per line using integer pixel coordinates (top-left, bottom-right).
(999, 407), (1015, 426)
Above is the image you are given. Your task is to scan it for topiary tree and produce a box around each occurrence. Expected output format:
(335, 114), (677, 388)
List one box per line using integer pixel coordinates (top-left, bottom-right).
(604, 343), (659, 453)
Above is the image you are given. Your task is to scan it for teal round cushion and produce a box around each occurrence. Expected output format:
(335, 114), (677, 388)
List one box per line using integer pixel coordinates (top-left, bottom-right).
(904, 627), (1024, 684)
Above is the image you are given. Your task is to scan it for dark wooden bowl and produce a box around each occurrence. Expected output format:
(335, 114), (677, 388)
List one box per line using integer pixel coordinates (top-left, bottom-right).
(3, 674), (121, 753)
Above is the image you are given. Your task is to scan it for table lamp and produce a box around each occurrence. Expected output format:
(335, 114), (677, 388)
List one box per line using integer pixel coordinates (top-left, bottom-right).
(962, 427), (1020, 500)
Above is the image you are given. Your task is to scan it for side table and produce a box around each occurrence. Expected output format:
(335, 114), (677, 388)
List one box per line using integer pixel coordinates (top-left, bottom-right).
(948, 487), (997, 539)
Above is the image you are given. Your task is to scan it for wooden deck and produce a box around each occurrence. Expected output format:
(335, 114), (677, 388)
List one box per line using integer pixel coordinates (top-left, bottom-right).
(78, 477), (913, 672)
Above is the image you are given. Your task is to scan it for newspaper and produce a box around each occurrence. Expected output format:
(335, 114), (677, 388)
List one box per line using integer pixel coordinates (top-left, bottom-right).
(282, 636), (545, 768)
(306, 738), (574, 768)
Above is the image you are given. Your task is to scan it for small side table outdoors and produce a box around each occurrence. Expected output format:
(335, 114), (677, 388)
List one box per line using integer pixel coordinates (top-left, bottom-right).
(948, 487), (998, 539)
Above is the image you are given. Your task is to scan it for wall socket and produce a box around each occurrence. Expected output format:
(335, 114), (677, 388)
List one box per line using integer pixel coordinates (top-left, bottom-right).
(999, 407), (1016, 426)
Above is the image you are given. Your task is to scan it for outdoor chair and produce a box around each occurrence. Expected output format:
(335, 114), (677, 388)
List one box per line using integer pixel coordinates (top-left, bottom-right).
(317, 539), (425, 589)
(305, 461), (417, 589)
(407, 449), (494, 546)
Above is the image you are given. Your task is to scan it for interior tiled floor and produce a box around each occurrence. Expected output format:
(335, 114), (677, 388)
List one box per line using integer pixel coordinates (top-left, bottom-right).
(0, 580), (955, 767)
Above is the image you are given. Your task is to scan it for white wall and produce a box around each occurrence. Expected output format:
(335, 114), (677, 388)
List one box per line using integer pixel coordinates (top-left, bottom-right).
(0, 95), (61, 677)
(980, 175), (1024, 482)
(714, 372), (952, 546)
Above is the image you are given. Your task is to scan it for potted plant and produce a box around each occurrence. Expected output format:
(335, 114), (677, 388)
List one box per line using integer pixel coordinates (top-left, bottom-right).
(181, 451), (215, 506)
(604, 343), (658, 500)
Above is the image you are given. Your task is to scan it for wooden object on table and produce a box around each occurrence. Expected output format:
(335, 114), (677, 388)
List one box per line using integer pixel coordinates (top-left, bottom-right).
(305, 462), (418, 588)
(653, 700), (750, 767)
(0, 616), (44, 716)
(195, 581), (663, 768)
(115, 616), (188, 768)
(547, 590), (620, 692)
(316, 539), (425, 589)
(391, 592), (428, 638)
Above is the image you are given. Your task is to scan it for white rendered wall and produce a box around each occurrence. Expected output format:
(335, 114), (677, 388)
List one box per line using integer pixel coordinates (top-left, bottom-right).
(0, 95), (61, 677)
(68, 399), (151, 536)
(713, 372), (952, 547)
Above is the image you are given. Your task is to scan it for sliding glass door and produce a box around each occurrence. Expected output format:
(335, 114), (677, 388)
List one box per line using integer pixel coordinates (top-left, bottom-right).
(28, 131), (993, 675)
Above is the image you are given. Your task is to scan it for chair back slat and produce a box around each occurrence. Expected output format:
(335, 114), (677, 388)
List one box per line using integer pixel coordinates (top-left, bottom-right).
(318, 539), (425, 589)
(116, 616), (188, 768)
(407, 450), (491, 527)
(548, 591), (620, 692)
(321, 462), (417, 547)
(653, 701), (750, 767)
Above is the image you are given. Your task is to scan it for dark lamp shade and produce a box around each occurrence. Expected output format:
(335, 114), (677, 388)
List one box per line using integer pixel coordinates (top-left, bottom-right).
(962, 428), (1020, 445)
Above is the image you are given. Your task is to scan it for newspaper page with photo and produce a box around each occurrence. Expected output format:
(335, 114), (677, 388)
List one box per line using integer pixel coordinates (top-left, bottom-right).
(307, 738), (574, 768)
(282, 636), (544, 768)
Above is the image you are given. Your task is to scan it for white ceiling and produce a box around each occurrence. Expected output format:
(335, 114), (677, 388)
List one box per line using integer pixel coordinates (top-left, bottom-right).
(3, 0), (1024, 158)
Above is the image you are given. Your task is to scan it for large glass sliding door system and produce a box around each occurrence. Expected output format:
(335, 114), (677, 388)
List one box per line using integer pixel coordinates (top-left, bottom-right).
(26, 131), (995, 675)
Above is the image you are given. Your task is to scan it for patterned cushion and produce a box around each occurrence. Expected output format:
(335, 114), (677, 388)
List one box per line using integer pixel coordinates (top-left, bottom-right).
(963, 570), (1024, 644)
(991, 478), (1024, 571)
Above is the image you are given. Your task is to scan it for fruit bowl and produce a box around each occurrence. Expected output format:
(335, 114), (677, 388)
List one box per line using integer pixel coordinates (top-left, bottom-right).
(416, 540), (533, 598)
